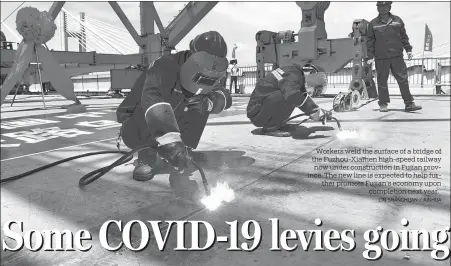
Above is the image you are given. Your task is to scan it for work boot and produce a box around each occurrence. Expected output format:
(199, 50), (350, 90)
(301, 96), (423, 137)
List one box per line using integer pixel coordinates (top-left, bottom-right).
(379, 104), (388, 112)
(405, 102), (422, 112)
(261, 127), (291, 137)
(261, 124), (297, 137)
(132, 150), (162, 181)
(132, 159), (156, 181)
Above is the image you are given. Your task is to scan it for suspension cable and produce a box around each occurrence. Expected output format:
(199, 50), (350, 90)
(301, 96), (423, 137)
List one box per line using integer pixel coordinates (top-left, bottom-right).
(62, 8), (123, 54)
(65, 15), (108, 53)
(84, 18), (137, 48)
(65, 21), (94, 52)
(1, 2), (25, 23)
(66, 16), (118, 54)
(84, 19), (137, 54)
(84, 16), (130, 33)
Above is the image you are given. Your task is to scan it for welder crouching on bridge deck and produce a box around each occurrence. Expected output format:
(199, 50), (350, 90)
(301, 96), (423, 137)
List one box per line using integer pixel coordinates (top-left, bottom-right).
(115, 31), (232, 199)
(246, 64), (332, 137)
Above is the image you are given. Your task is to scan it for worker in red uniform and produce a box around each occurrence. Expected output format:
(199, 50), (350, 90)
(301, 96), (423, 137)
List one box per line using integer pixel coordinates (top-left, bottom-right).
(116, 31), (231, 199)
(366, 1), (422, 112)
(247, 64), (332, 137)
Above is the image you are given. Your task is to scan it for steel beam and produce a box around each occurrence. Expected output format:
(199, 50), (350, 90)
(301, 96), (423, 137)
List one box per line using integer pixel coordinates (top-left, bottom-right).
(0, 49), (142, 66)
(109, 1), (143, 47)
(2, 65), (129, 78)
(140, 2), (166, 64)
(165, 2), (218, 47)
(146, 2), (166, 37)
(140, 2), (155, 36)
(3, 1), (218, 72)
(48, 2), (65, 20)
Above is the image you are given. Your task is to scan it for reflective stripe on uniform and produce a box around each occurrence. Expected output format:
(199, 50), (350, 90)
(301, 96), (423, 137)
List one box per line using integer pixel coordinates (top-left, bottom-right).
(297, 93), (310, 108)
(373, 17), (399, 28)
(144, 102), (171, 119)
(271, 68), (285, 81)
(275, 68), (285, 75)
(216, 90), (227, 112)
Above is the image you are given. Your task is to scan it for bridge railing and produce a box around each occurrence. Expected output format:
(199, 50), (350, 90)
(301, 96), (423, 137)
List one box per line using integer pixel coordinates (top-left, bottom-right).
(227, 57), (450, 89)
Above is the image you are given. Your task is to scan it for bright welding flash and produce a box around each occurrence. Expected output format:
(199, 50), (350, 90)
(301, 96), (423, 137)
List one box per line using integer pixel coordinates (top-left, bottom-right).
(200, 182), (235, 211)
(336, 129), (360, 141)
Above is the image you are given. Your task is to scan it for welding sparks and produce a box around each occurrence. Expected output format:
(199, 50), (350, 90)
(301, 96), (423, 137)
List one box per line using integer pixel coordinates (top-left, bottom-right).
(336, 129), (360, 140)
(200, 182), (235, 211)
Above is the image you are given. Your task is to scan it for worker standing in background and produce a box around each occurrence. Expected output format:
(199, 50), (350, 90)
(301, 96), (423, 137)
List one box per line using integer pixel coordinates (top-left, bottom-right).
(247, 64), (332, 137)
(229, 60), (239, 93)
(366, 1), (422, 112)
(116, 31), (231, 200)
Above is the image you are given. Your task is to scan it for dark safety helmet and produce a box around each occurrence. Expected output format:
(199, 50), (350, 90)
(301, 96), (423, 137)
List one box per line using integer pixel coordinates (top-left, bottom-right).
(181, 31), (228, 95)
(376, 1), (392, 6)
(189, 31), (228, 58)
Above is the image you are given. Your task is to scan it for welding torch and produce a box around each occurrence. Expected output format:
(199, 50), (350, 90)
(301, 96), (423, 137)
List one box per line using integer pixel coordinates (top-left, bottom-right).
(269, 107), (343, 132)
(274, 95), (381, 132)
(77, 144), (211, 196)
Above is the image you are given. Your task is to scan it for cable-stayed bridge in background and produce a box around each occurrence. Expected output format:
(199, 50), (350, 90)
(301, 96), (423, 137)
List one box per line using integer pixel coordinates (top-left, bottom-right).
(1, 1), (215, 90)
(1, 2), (450, 97)
(3, 4), (450, 59)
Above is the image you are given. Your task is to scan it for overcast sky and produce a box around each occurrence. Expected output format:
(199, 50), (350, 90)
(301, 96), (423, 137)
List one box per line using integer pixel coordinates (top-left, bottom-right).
(1, 1), (450, 66)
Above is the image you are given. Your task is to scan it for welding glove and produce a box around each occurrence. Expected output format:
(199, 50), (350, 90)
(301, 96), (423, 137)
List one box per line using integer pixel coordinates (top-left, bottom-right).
(207, 90), (232, 114)
(309, 108), (332, 124)
(185, 94), (213, 114)
(157, 138), (193, 171)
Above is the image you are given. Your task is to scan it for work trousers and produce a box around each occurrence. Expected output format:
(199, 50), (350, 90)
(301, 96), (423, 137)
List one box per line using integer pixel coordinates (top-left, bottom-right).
(375, 56), (414, 105)
(120, 100), (209, 162)
(230, 76), (238, 93)
(120, 105), (158, 165)
(248, 91), (295, 129)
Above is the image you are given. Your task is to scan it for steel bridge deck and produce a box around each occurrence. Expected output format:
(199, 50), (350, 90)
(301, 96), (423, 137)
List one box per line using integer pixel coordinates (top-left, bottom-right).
(1, 95), (449, 266)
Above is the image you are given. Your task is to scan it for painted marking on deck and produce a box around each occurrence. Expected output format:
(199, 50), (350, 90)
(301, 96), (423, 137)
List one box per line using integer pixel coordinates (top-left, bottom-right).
(1, 118), (60, 130)
(3, 127), (94, 144)
(0, 98), (250, 160)
(75, 120), (121, 130)
(0, 139), (21, 148)
(0, 144), (21, 148)
(55, 112), (106, 119)
(1, 137), (117, 162)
